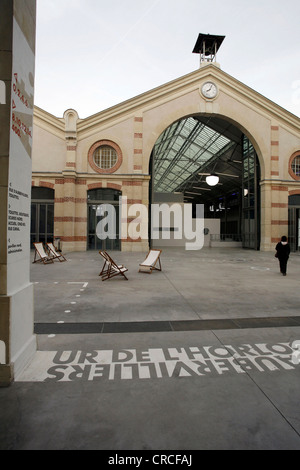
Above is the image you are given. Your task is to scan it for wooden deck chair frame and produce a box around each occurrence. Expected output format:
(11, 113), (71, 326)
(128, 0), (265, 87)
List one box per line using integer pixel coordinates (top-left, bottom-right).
(99, 250), (128, 281)
(139, 249), (162, 274)
(33, 242), (54, 264)
(46, 242), (67, 262)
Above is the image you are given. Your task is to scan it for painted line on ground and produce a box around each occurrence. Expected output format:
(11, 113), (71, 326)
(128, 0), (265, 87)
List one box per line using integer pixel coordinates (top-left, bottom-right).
(67, 282), (88, 288)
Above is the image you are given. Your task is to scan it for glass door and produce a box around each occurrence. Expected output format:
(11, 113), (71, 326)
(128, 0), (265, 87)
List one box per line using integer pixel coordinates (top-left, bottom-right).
(30, 202), (54, 247)
(31, 187), (55, 247)
(242, 135), (260, 249)
(87, 204), (120, 250)
(87, 189), (121, 251)
(288, 205), (300, 252)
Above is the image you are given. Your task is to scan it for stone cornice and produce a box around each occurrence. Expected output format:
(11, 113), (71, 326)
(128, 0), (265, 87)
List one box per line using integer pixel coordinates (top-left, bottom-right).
(33, 106), (67, 139)
(33, 65), (300, 139)
(76, 65), (300, 136)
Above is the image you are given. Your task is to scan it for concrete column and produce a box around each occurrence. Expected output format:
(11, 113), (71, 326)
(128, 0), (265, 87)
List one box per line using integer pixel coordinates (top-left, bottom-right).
(0, 0), (36, 386)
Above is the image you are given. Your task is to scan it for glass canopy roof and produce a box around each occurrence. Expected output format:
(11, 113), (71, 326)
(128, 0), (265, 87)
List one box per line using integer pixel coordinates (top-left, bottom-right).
(153, 116), (243, 201)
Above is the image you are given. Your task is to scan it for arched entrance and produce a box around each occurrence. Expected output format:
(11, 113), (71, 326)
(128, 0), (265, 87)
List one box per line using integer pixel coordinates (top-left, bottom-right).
(150, 115), (261, 250)
(87, 188), (121, 251)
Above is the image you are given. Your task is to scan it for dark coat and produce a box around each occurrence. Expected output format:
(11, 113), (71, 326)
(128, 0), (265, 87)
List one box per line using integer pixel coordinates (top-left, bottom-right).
(276, 242), (290, 260)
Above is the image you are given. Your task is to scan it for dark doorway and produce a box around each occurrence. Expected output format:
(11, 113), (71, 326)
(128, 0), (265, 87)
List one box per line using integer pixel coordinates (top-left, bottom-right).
(242, 135), (260, 249)
(31, 187), (54, 247)
(288, 194), (300, 252)
(87, 188), (121, 251)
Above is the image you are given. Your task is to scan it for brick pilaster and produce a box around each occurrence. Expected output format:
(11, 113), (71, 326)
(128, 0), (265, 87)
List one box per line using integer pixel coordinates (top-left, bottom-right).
(133, 116), (143, 174)
(270, 125), (279, 177)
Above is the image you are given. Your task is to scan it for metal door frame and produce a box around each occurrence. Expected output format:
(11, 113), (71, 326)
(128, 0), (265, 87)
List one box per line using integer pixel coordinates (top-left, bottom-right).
(288, 205), (300, 252)
(87, 189), (121, 251)
(30, 200), (54, 246)
(242, 135), (260, 250)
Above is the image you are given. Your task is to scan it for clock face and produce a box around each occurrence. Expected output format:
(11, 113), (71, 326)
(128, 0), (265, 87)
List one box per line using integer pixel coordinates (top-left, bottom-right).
(201, 82), (218, 99)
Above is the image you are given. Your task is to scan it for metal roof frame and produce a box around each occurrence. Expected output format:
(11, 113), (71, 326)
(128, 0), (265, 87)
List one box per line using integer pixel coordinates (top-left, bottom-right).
(153, 116), (243, 202)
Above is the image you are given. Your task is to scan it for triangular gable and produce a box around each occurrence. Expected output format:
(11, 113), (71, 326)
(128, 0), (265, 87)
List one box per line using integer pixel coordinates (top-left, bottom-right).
(75, 64), (300, 135)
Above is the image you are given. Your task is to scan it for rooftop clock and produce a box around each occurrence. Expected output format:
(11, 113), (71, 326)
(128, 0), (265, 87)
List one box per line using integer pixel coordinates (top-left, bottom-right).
(201, 81), (218, 99)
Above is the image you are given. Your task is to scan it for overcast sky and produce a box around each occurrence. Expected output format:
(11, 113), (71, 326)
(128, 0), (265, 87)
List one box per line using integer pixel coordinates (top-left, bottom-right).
(34, 0), (300, 119)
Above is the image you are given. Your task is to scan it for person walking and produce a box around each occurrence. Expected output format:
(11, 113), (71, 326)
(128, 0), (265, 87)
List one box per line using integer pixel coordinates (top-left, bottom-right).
(275, 236), (290, 276)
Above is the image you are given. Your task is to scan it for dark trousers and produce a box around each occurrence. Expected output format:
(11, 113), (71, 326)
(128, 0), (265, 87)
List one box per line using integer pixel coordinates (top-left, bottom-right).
(279, 258), (288, 274)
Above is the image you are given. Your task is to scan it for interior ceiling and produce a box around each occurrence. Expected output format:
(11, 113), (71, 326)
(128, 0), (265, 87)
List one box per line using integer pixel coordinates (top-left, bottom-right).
(153, 115), (243, 204)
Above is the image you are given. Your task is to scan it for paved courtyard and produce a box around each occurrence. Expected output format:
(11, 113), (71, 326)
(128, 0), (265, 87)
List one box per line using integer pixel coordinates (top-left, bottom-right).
(1, 247), (300, 451)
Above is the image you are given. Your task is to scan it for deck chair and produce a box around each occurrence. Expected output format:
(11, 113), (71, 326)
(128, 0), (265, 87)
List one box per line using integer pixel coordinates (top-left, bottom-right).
(33, 242), (54, 264)
(99, 250), (128, 281)
(139, 249), (162, 273)
(47, 243), (67, 262)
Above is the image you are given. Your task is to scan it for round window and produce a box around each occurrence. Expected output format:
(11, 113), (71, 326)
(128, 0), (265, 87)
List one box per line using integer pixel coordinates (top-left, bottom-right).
(88, 140), (122, 174)
(93, 145), (117, 170)
(291, 156), (300, 177)
(289, 152), (300, 181)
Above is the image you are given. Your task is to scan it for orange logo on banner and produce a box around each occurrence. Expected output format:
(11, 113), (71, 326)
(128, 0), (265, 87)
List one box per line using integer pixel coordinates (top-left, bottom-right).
(11, 72), (34, 157)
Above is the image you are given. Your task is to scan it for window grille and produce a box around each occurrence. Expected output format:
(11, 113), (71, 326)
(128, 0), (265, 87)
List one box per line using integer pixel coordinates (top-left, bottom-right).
(93, 145), (117, 169)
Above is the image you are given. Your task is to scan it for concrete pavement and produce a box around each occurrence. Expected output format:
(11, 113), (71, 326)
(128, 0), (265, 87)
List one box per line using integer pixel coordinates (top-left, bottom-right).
(0, 247), (300, 450)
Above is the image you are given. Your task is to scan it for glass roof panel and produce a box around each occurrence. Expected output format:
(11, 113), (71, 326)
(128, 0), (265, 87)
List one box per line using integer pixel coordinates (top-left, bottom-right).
(153, 117), (231, 193)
